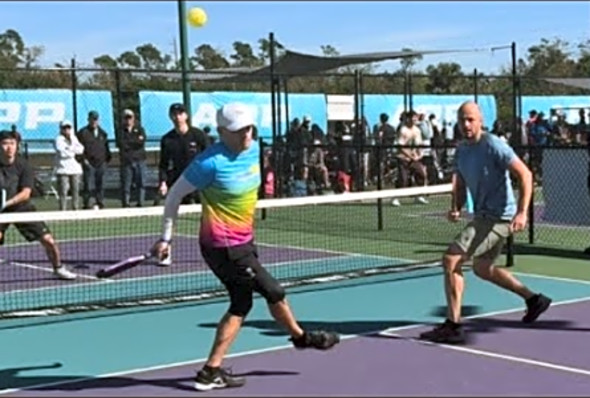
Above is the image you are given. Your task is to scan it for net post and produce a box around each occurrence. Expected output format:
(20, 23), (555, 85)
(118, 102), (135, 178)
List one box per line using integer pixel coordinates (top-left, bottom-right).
(70, 58), (78, 133)
(376, 144), (384, 231)
(506, 40), (517, 268)
(528, 145), (535, 244)
(177, 0), (192, 116)
(260, 140), (267, 221)
(473, 68), (478, 103)
(506, 234), (514, 267)
(114, 68), (123, 148)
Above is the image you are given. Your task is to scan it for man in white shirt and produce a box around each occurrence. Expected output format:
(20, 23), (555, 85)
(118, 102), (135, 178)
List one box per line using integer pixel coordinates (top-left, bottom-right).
(392, 110), (428, 206)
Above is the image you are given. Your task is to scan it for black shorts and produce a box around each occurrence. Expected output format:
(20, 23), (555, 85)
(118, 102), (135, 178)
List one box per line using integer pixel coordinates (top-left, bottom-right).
(200, 241), (281, 300)
(0, 203), (51, 245)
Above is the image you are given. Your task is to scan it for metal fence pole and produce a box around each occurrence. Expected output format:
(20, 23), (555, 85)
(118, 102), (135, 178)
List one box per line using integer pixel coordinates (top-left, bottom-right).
(70, 58), (78, 132)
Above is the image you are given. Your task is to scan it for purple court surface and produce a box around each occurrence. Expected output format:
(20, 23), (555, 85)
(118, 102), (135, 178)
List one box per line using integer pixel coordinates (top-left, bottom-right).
(7, 299), (590, 396)
(0, 235), (341, 292)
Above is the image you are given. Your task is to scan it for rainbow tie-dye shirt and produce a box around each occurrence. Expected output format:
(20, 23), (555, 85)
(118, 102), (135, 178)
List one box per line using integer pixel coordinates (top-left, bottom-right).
(183, 140), (261, 248)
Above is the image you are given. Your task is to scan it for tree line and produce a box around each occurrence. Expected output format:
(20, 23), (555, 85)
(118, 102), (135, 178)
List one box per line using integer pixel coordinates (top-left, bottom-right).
(0, 29), (589, 126)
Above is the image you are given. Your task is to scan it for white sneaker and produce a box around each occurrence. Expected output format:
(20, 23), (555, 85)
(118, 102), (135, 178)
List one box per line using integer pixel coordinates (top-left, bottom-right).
(415, 196), (429, 204)
(391, 198), (401, 207)
(158, 254), (172, 267)
(54, 266), (77, 280)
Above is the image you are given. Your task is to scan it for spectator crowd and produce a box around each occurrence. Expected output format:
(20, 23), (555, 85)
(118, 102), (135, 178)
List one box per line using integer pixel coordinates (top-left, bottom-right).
(4, 105), (590, 210)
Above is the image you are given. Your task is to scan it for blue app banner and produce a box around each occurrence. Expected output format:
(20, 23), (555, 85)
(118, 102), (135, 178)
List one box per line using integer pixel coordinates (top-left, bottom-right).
(521, 96), (589, 122)
(0, 89), (114, 146)
(138, 91), (327, 143)
(363, 94), (497, 132)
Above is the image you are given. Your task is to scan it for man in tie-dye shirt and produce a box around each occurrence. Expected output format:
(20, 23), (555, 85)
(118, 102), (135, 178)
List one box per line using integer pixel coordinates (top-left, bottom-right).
(152, 103), (339, 392)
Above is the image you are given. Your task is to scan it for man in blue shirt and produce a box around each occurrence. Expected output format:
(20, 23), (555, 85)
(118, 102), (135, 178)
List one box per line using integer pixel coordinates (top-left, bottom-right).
(419, 101), (552, 344)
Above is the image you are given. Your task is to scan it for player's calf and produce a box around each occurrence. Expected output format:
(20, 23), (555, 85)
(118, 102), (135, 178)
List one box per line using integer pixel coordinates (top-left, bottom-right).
(39, 233), (77, 280)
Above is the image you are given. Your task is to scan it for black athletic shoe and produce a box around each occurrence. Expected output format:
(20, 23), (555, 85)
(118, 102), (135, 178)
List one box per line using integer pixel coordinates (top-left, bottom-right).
(290, 330), (340, 350)
(522, 294), (552, 323)
(194, 367), (245, 391)
(419, 319), (466, 344)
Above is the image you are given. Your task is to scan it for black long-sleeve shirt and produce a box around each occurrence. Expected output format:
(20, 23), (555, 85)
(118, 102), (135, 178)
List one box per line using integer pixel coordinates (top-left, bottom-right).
(118, 125), (147, 165)
(76, 126), (111, 167)
(158, 127), (209, 185)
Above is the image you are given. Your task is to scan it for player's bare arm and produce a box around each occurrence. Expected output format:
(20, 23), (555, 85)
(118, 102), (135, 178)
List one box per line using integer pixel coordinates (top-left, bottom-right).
(449, 173), (466, 222)
(4, 187), (32, 209)
(508, 156), (533, 232)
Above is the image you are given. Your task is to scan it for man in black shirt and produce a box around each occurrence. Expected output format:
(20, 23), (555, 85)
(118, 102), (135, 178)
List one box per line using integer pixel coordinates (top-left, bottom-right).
(158, 103), (209, 203)
(0, 130), (76, 280)
(117, 109), (147, 207)
(77, 111), (111, 209)
(156, 103), (209, 266)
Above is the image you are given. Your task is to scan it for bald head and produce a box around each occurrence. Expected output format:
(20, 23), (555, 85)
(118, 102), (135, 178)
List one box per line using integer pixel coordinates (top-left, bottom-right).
(457, 101), (484, 142)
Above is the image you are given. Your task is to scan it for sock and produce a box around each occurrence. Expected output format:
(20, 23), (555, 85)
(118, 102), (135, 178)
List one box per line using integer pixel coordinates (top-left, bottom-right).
(291, 332), (308, 346)
(446, 319), (461, 329)
(526, 294), (540, 305)
(203, 365), (219, 374)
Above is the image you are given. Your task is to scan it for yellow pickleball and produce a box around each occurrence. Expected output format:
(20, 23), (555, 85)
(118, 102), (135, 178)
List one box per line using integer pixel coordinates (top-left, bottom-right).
(187, 7), (207, 28)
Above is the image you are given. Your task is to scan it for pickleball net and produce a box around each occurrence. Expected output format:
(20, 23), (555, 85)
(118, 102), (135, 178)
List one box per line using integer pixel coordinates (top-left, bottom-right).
(0, 184), (511, 318)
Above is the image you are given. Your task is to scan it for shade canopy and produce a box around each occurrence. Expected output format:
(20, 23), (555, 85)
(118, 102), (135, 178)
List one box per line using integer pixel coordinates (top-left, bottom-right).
(151, 47), (493, 82)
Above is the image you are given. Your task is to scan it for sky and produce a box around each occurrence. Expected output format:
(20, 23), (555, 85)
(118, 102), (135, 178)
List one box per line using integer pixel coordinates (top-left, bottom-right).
(3, 1), (590, 74)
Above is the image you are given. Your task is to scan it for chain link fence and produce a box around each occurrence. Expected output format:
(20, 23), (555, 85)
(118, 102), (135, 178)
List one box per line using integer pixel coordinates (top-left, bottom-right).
(1, 66), (589, 255)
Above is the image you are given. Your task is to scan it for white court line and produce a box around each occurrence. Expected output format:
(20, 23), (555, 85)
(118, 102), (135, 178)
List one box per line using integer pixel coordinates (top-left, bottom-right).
(3, 294), (590, 395)
(1, 249), (366, 296)
(5, 261), (102, 282)
(380, 331), (590, 378)
(513, 271), (590, 286)
(6, 228), (397, 295)
(2, 232), (158, 249)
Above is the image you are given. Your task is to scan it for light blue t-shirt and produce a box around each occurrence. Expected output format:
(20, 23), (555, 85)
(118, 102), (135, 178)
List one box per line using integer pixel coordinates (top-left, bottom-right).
(182, 140), (261, 247)
(454, 133), (517, 220)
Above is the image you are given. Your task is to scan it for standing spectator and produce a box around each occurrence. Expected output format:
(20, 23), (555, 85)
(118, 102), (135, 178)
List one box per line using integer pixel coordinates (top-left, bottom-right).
(117, 109), (147, 208)
(54, 120), (84, 211)
(392, 110), (428, 206)
(157, 103), (210, 266)
(76, 111), (111, 209)
(158, 103), (210, 204)
(262, 149), (274, 199)
(373, 113), (396, 146)
(286, 117), (313, 183)
(417, 113), (435, 184)
(336, 126), (356, 193)
(576, 109), (587, 144)
(203, 126), (216, 145)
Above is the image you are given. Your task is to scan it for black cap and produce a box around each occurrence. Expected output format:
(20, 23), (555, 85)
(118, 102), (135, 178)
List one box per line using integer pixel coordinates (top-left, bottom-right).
(88, 111), (99, 120)
(169, 103), (186, 114)
(0, 130), (19, 142)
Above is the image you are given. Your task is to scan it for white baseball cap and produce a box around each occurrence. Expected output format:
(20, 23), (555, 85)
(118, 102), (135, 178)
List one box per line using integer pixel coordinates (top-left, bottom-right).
(60, 119), (73, 128)
(216, 103), (255, 132)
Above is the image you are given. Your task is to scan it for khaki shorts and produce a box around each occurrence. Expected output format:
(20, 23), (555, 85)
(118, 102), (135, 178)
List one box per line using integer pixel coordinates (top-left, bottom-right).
(451, 216), (512, 261)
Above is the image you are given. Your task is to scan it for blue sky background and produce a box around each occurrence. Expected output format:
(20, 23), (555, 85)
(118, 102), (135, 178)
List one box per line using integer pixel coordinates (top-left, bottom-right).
(4, 1), (590, 74)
